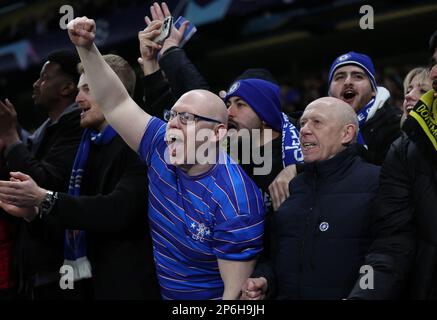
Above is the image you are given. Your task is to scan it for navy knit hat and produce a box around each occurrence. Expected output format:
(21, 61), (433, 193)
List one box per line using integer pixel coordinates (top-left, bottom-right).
(224, 78), (303, 167)
(328, 51), (378, 92)
(224, 78), (282, 132)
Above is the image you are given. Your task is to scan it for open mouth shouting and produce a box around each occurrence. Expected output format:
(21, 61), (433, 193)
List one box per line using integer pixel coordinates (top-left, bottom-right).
(80, 105), (91, 118)
(166, 130), (185, 159)
(341, 88), (357, 105)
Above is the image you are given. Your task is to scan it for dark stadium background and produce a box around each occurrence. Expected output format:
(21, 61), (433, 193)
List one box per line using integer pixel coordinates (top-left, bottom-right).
(0, 0), (435, 131)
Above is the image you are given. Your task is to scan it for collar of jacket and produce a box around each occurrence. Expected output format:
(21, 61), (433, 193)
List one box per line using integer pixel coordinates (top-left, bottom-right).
(303, 144), (360, 181)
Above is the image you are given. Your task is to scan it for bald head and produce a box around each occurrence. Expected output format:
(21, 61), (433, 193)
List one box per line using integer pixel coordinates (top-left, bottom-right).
(306, 97), (358, 141)
(176, 89), (228, 125)
(299, 97), (359, 162)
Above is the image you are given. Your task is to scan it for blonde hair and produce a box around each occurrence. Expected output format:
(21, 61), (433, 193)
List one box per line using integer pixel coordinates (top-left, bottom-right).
(403, 67), (431, 96)
(78, 54), (136, 97)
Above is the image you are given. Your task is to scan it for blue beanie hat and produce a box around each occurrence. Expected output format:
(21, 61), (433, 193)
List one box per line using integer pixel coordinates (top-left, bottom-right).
(224, 78), (282, 132)
(328, 51), (378, 92)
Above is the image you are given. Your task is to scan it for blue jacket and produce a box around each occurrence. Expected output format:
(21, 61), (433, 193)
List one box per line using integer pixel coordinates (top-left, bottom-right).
(263, 145), (380, 299)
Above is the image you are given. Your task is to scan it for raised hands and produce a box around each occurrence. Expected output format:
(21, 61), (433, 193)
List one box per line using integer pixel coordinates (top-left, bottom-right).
(138, 20), (164, 75)
(144, 2), (189, 55)
(67, 16), (96, 49)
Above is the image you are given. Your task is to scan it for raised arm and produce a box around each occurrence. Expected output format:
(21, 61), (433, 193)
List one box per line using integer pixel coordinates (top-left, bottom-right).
(67, 17), (150, 151)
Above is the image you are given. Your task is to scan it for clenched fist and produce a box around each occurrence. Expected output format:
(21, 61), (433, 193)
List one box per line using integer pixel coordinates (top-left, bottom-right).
(67, 16), (96, 49)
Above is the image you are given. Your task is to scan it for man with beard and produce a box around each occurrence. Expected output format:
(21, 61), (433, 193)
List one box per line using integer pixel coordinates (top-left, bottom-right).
(0, 50), (83, 299)
(328, 51), (402, 165)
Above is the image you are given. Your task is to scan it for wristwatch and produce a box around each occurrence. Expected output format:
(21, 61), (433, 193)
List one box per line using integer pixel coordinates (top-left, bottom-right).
(38, 190), (58, 219)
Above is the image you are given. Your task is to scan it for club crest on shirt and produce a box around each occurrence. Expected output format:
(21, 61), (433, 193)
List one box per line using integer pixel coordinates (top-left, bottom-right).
(190, 221), (211, 242)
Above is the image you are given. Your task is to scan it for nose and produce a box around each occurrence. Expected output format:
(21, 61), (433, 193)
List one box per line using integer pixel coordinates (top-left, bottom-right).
(404, 88), (417, 105)
(344, 74), (353, 85)
(33, 78), (41, 89)
(75, 91), (84, 104)
(167, 113), (180, 128)
(300, 122), (311, 136)
(227, 104), (236, 119)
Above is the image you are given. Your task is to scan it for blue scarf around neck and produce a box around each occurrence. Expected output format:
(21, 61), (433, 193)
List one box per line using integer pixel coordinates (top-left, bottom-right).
(64, 125), (117, 281)
(356, 97), (375, 147)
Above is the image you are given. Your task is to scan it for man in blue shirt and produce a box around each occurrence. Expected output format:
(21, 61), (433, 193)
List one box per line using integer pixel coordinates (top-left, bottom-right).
(65, 16), (265, 300)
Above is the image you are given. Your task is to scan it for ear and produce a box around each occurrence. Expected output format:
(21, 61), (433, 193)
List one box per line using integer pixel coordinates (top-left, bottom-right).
(212, 124), (228, 143)
(340, 124), (357, 145)
(60, 81), (77, 97)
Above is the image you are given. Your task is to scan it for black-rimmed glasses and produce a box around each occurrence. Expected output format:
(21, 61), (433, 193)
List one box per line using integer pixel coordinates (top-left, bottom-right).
(164, 110), (222, 125)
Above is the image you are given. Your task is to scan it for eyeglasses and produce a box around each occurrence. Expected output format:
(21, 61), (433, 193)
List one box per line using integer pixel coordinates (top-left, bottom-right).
(164, 109), (222, 125)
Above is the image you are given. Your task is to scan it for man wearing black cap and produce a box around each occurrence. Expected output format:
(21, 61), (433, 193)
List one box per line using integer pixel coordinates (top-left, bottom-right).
(0, 50), (83, 299)
(328, 51), (402, 165)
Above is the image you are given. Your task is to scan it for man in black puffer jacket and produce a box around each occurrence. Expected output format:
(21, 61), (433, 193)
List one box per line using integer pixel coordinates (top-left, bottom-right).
(241, 97), (380, 300)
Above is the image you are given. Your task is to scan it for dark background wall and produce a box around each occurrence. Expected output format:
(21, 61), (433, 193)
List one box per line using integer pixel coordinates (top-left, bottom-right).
(0, 0), (435, 130)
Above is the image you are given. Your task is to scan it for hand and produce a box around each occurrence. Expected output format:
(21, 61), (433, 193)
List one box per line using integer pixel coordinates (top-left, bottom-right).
(0, 200), (38, 222)
(147, 2), (189, 55)
(0, 99), (20, 147)
(268, 164), (297, 211)
(240, 277), (268, 300)
(137, 20), (163, 75)
(0, 172), (47, 207)
(67, 16), (96, 49)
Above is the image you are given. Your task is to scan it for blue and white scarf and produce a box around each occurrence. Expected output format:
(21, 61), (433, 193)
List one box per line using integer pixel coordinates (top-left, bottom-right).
(64, 125), (117, 281)
(356, 98), (375, 147)
(281, 113), (303, 166)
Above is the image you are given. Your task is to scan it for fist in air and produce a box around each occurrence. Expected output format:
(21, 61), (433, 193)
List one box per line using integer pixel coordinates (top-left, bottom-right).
(67, 17), (96, 49)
